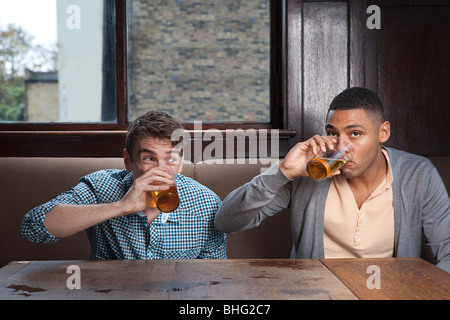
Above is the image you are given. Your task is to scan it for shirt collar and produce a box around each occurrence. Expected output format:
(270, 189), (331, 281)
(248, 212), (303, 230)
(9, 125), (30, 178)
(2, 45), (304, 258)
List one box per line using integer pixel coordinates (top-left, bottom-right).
(381, 147), (394, 188)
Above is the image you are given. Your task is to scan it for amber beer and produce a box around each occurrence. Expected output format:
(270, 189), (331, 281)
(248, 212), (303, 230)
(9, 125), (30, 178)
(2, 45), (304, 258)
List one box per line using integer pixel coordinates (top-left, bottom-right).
(307, 158), (347, 181)
(150, 185), (179, 213)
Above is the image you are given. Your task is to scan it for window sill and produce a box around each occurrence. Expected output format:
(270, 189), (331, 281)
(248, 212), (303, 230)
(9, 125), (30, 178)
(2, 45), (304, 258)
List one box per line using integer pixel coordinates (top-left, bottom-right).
(0, 129), (295, 159)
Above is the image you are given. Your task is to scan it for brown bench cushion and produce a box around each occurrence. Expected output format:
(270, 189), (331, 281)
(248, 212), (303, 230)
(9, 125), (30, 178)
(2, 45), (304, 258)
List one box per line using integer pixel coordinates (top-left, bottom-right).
(0, 157), (193, 267)
(194, 159), (292, 259)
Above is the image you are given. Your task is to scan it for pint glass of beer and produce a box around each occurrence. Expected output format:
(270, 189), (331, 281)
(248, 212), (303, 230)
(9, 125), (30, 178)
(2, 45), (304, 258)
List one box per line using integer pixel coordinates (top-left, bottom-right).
(306, 139), (352, 181)
(148, 166), (180, 213)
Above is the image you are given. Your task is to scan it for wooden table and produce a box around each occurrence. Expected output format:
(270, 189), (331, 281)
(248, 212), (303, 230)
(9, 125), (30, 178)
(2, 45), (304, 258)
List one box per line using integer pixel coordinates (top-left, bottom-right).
(0, 258), (448, 300)
(321, 258), (450, 300)
(0, 259), (355, 300)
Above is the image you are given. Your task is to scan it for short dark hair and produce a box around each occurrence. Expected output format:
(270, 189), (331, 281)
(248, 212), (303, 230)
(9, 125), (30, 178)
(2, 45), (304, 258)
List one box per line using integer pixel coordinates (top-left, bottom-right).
(125, 110), (184, 158)
(327, 87), (385, 123)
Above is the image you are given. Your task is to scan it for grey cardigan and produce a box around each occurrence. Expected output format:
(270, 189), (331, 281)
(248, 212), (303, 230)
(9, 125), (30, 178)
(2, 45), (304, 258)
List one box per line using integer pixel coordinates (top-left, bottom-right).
(215, 147), (450, 272)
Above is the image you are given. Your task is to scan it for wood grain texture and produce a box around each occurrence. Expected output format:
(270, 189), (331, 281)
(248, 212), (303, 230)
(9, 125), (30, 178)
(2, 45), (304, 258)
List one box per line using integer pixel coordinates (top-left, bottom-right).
(302, 2), (348, 140)
(376, 4), (450, 156)
(321, 258), (450, 300)
(0, 259), (356, 300)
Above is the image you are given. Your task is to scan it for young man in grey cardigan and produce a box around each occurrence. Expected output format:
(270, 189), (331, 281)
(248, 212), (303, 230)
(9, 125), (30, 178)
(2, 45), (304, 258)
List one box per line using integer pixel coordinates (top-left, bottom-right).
(215, 87), (450, 272)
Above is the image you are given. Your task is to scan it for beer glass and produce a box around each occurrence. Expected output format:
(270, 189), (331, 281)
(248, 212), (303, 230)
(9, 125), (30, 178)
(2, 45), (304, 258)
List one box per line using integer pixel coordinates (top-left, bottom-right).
(148, 166), (180, 213)
(306, 139), (352, 181)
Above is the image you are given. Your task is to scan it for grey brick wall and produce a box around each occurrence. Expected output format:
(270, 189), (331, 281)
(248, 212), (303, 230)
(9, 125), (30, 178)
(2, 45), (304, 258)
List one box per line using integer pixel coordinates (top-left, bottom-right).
(127, 0), (271, 123)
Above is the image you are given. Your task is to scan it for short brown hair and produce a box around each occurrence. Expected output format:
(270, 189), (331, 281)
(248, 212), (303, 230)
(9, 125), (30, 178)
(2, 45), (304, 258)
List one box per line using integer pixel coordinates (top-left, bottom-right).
(125, 110), (184, 158)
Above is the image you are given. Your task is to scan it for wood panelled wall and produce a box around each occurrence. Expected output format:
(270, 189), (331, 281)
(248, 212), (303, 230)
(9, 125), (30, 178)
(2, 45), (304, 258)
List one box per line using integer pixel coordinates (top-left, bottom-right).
(375, 2), (450, 156)
(1, 0), (448, 159)
(287, 0), (450, 156)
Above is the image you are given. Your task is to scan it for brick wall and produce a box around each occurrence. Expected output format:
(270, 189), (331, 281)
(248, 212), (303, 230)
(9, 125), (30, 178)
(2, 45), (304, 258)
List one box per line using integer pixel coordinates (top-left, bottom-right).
(127, 0), (271, 123)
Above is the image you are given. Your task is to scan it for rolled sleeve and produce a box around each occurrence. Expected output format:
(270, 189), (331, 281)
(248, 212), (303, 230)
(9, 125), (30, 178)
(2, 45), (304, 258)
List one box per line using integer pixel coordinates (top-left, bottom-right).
(21, 200), (62, 243)
(21, 180), (98, 243)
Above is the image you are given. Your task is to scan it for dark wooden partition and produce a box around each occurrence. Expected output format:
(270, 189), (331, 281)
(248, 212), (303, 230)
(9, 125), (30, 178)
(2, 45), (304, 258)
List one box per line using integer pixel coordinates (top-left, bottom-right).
(370, 1), (450, 156)
(287, 0), (449, 156)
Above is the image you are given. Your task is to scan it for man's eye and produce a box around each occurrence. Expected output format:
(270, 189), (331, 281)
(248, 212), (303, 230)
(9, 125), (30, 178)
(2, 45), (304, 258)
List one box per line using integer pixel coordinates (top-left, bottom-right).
(351, 132), (361, 138)
(327, 132), (337, 137)
(143, 157), (154, 162)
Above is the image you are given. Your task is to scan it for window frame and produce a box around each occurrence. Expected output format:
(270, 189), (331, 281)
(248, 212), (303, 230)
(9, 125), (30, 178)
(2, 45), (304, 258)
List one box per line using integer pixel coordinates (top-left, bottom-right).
(0, 0), (293, 158)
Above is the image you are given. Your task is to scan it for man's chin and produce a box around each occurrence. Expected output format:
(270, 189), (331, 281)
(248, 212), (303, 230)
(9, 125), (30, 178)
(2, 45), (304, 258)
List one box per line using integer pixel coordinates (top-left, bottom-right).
(340, 167), (356, 179)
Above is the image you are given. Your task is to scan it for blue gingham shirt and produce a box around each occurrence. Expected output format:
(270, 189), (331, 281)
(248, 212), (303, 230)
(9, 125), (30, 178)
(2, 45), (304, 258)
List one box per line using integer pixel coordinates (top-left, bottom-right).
(21, 169), (227, 259)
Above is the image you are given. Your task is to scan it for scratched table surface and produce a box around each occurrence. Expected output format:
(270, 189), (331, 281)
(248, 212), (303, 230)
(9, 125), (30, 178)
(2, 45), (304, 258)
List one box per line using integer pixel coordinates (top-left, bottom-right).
(0, 259), (357, 300)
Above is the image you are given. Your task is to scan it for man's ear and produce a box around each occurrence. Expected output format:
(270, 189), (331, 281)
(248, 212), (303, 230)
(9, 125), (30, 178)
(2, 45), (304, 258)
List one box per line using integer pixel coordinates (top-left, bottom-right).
(123, 149), (132, 171)
(379, 121), (391, 144)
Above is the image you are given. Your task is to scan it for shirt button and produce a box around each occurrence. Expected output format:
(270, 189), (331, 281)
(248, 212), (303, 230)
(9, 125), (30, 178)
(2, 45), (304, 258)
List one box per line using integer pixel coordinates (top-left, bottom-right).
(354, 235), (360, 245)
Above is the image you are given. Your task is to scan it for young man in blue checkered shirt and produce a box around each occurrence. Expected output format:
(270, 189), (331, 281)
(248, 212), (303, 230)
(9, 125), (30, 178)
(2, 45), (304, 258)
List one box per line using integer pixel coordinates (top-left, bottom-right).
(21, 111), (226, 259)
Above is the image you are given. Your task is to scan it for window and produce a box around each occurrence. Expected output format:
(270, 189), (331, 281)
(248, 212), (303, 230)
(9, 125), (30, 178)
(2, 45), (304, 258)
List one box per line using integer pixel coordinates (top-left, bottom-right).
(0, 0), (116, 123)
(0, 0), (288, 158)
(127, 0), (272, 124)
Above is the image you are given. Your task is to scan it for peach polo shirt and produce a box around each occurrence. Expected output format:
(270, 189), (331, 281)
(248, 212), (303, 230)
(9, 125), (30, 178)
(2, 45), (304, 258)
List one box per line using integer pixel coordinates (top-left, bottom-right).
(323, 149), (394, 258)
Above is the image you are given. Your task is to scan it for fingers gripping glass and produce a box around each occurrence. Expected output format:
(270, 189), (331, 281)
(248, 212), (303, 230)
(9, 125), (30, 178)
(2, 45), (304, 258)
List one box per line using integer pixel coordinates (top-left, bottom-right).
(306, 140), (352, 181)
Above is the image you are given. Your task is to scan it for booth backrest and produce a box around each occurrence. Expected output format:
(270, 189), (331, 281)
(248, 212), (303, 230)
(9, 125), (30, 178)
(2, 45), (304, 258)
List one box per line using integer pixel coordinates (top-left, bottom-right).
(0, 157), (289, 267)
(0, 156), (448, 267)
